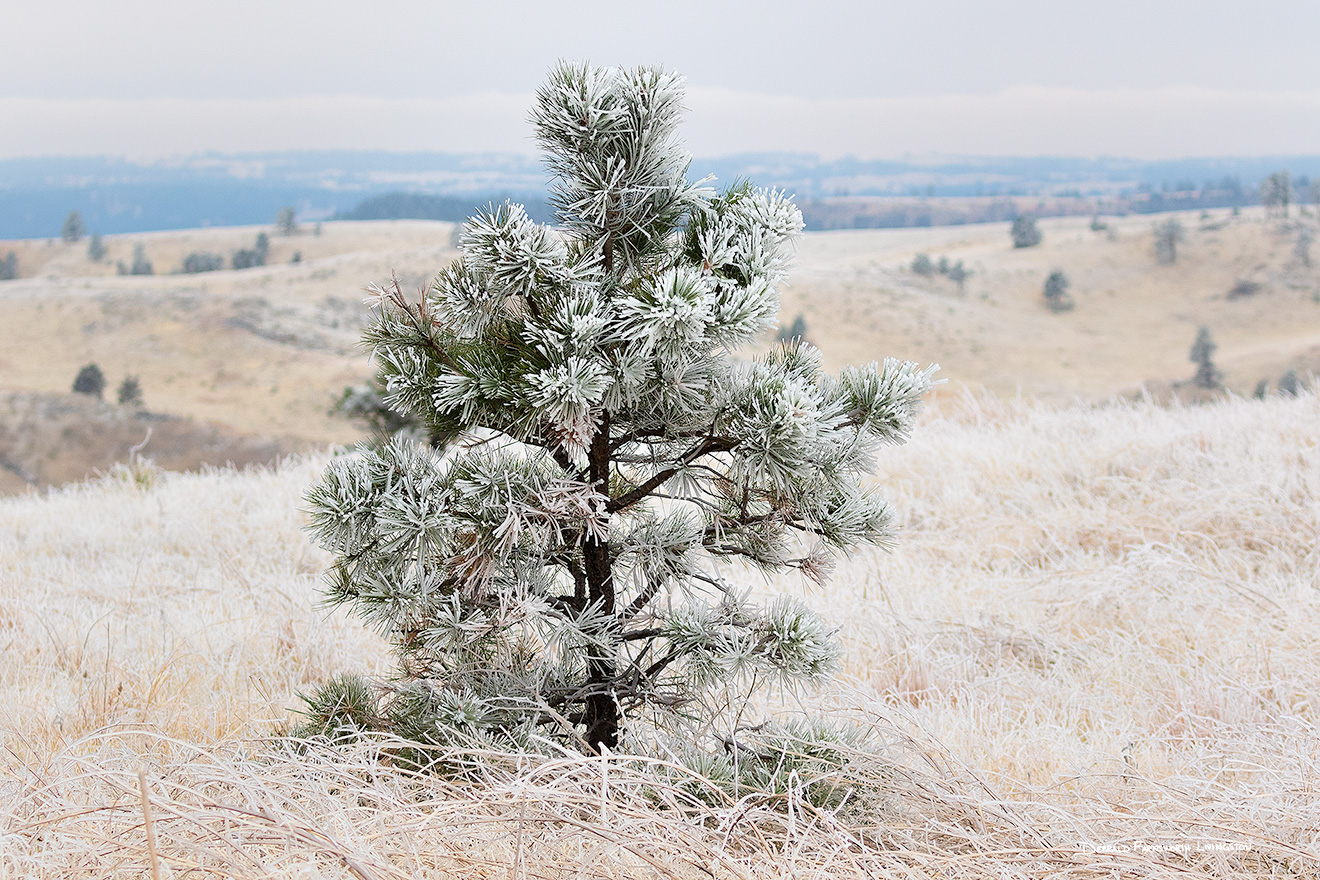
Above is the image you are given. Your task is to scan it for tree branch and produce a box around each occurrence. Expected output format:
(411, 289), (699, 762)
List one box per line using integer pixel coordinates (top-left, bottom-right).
(606, 436), (735, 513)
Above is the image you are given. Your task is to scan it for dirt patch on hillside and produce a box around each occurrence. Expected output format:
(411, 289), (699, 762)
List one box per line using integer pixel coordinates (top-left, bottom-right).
(0, 390), (311, 495)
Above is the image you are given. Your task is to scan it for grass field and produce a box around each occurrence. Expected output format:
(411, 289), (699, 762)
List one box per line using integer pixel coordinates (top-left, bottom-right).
(3, 389), (1316, 877)
(1, 208), (1317, 493)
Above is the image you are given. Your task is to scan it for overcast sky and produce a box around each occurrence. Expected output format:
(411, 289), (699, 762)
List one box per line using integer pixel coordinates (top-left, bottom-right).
(3, 0), (1317, 160)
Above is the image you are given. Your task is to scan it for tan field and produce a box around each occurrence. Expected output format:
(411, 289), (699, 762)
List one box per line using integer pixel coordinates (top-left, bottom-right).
(1, 209), (1315, 483)
(2, 390), (1317, 876)
(0, 220), (458, 441)
(783, 208), (1319, 401)
(3, 209), (1319, 875)
(0, 221), (462, 490)
(2, 208), (1318, 495)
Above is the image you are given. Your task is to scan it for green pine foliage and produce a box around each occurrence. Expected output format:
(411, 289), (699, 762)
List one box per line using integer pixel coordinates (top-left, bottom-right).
(302, 62), (938, 758)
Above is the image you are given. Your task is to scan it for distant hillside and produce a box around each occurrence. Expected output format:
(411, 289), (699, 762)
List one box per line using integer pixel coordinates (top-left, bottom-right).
(335, 191), (553, 224)
(3, 149), (1319, 237)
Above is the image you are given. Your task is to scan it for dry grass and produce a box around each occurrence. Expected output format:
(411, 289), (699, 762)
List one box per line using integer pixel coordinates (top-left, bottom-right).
(3, 390), (1319, 877)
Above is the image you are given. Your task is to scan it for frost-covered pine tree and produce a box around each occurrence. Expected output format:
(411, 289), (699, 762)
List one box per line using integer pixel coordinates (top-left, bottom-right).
(303, 62), (937, 755)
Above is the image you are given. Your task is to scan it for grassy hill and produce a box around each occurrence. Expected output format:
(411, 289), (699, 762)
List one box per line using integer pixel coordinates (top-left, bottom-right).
(0, 221), (460, 490)
(782, 208), (1319, 401)
(1, 390), (1316, 876)
(0, 208), (1316, 495)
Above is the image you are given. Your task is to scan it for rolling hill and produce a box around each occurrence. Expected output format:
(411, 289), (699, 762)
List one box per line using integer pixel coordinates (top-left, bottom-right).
(0, 207), (1316, 494)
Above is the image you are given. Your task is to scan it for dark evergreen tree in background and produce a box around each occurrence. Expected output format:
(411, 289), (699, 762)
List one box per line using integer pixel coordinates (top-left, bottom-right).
(72, 364), (106, 399)
(1043, 269), (1074, 312)
(276, 206), (299, 236)
(1153, 218), (1184, 265)
(1278, 369), (1302, 397)
(128, 243), (153, 276)
(947, 260), (969, 293)
(776, 312), (809, 343)
(232, 232), (270, 270)
(1189, 326), (1222, 389)
(182, 252), (226, 274)
(1011, 215), (1042, 248)
(116, 375), (144, 408)
(61, 210), (85, 244)
(1260, 171), (1292, 218)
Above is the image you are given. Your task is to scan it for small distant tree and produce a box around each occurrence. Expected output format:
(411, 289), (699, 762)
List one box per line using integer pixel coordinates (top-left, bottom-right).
(301, 62), (937, 757)
(72, 364), (106, 398)
(0, 251), (16, 281)
(776, 312), (809, 343)
(1278, 369), (1302, 397)
(1261, 171), (1292, 218)
(947, 260), (969, 293)
(87, 232), (106, 261)
(335, 381), (429, 443)
(232, 232), (270, 270)
(276, 206), (299, 236)
(936, 255), (949, 275)
(1189, 326), (1222, 389)
(129, 243), (153, 276)
(1011, 215), (1041, 248)
(291, 250), (302, 264)
(61, 210), (85, 243)
(182, 252), (226, 274)
(1043, 269), (1074, 312)
(1294, 227), (1313, 267)
(116, 375), (144, 408)
(910, 253), (934, 276)
(1253, 378), (1269, 399)
(1154, 218), (1185, 265)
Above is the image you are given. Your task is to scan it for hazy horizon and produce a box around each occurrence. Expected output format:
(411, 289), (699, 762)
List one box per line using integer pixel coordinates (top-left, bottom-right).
(4, 1), (1317, 162)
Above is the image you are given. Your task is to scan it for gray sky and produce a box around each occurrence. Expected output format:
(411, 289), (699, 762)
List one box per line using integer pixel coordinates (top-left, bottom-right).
(3, 0), (1318, 159)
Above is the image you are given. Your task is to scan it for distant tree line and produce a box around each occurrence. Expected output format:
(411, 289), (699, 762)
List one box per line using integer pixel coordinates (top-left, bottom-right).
(802, 197), (1030, 231)
(336, 191), (554, 224)
(910, 252), (970, 291)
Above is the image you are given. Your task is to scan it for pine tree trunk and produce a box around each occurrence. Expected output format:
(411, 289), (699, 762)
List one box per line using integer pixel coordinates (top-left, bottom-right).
(581, 411), (619, 752)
